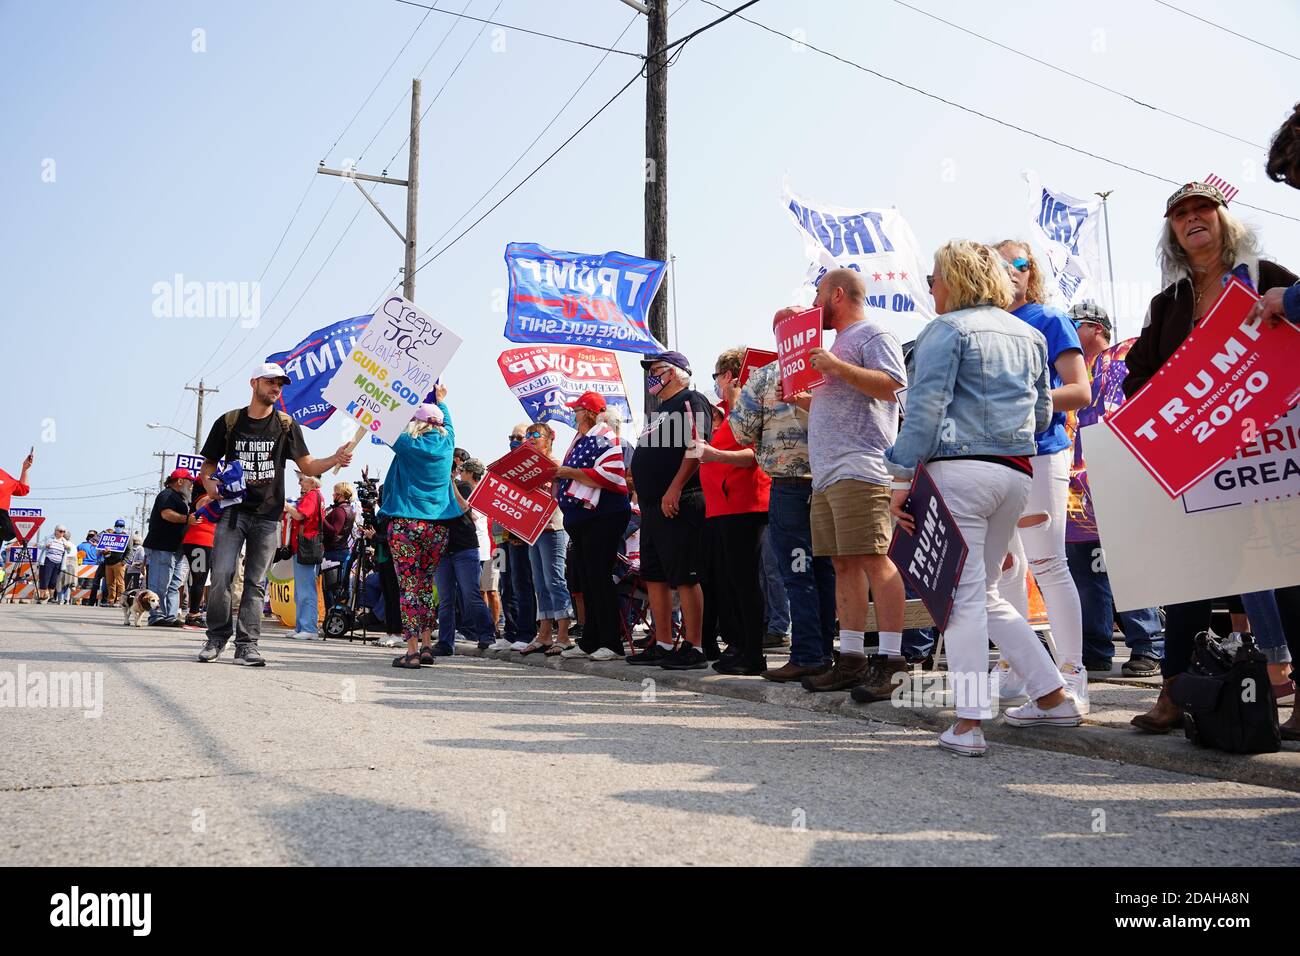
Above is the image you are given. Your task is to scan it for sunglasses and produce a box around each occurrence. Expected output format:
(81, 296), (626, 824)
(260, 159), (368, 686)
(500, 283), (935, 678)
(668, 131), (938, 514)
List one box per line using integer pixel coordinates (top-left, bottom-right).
(926, 274), (934, 290)
(1010, 257), (1030, 273)
(525, 430), (546, 439)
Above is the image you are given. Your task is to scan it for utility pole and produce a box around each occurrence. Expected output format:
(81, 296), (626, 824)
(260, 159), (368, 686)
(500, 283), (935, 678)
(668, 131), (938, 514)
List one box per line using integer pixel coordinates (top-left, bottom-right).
(317, 77), (421, 460)
(130, 487), (154, 537)
(644, 0), (669, 411)
(151, 451), (172, 490)
(185, 380), (218, 453)
(1095, 190), (1118, 325)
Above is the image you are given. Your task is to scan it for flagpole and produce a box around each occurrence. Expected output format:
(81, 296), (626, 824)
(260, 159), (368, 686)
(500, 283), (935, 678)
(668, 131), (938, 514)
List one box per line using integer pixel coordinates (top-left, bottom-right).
(1096, 190), (1118, 322)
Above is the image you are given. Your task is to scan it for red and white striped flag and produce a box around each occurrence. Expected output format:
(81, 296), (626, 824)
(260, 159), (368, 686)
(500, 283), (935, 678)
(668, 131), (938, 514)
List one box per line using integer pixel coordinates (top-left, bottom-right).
(1203, 173), (1239, 203)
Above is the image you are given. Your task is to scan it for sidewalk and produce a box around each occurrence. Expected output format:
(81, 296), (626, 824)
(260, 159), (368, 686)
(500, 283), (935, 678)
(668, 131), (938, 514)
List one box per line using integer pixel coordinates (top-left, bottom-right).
(447, 640), (1300, 792)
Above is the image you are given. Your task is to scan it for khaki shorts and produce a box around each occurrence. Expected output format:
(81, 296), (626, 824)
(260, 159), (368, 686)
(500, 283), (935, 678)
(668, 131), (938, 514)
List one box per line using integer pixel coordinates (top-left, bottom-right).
(479, 558), (499, 593)
(811, 479), (893, 557)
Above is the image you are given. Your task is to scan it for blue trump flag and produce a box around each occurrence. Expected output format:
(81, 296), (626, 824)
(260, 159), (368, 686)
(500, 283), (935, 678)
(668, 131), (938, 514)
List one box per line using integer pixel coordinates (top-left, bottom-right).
(267, 315), (371, 429)
(504, 242), (667, 354)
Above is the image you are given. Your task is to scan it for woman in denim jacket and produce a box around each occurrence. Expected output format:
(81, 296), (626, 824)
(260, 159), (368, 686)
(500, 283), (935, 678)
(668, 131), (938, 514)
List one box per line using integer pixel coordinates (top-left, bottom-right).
(884, 241), (1081, 757)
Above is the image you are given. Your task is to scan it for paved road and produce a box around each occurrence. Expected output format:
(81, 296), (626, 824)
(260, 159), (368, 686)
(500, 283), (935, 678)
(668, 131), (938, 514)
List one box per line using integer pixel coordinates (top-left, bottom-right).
(2, 605), (1296, 866)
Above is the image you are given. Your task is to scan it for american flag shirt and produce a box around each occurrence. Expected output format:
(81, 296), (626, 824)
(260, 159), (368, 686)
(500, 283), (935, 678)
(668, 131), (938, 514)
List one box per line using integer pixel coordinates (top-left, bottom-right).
(558, 423), (629, 525)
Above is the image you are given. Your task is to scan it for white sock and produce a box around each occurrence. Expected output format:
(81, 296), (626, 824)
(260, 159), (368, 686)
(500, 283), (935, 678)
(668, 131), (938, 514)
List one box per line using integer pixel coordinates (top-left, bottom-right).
(657, 640), (675, 650)
(878, 630), (903, 657)
(839, 629), (865, 657)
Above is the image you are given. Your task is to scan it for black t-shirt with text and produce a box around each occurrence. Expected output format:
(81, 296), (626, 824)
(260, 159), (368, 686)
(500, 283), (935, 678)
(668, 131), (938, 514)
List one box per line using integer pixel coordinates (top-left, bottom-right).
(201, 409), (310, 519)
(143, 488), (190, 554)
(630, 387), (713, 505)
(439, 480), (479, 555)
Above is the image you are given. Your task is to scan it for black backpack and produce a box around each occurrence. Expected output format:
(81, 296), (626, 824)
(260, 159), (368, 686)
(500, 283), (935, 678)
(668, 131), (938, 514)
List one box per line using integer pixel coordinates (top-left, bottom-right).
(1170, 631), (1281, 754)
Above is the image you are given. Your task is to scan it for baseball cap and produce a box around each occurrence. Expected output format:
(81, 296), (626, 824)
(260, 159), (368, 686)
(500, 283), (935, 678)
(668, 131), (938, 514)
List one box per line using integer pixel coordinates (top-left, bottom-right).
(461, 458), (486, 480)
(565, 391), (607, 414)
(639, 350), (692, 375)
(252, 361), (291, 384)
(1067, 301), (1113, 337)
(1164, 181), (1228, 217)
(412, 403), (444, 425)
(168, 468), (194, 483)
(114, 519), (126, 529)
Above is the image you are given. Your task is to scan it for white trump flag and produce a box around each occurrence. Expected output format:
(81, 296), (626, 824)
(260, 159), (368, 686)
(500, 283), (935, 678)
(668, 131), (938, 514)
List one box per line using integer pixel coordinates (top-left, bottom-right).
(1023, 170), (1103, 309)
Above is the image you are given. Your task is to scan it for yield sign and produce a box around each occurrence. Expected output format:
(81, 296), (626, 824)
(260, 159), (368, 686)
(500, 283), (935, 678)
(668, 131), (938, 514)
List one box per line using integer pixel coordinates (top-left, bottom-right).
(9, 507), (44, 545)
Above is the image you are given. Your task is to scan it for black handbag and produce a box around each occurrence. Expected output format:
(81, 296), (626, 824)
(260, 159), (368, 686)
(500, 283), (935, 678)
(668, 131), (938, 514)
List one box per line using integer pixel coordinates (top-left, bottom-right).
(295, 531), (323, 565)
(1170, 631), (1281, 754)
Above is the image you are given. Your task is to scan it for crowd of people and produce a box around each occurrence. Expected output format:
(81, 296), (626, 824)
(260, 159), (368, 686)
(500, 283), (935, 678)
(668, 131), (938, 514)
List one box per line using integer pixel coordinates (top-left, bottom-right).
(4, 105), (1298, 759)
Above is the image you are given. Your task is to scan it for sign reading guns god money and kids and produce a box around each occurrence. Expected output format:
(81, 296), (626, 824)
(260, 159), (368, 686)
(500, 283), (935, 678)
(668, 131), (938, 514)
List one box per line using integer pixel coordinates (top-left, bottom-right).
(774, 307), (824, 395)
(321, 295), (462, 447)
(498, 345), (632, 428)
(504, 242), (667, 354)
(1105, 279), (1300, 498)
(887, 465), (968, 632)
(782, 179), (933, 342)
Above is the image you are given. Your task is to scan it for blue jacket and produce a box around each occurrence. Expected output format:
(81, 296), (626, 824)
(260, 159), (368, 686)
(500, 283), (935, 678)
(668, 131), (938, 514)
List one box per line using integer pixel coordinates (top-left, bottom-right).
(885, 305), (1052, 480)
(378, 403), (456, 521)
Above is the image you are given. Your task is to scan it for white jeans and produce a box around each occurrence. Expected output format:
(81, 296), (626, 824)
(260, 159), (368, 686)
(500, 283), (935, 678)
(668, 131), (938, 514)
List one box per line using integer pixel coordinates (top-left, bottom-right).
(998, 448), (1083, 668)
(929, 460), (1065, 720)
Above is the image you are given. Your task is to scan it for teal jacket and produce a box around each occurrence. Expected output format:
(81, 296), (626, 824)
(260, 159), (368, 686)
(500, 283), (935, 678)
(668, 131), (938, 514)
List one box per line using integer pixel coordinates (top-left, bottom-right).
(378, 403), (456, 521)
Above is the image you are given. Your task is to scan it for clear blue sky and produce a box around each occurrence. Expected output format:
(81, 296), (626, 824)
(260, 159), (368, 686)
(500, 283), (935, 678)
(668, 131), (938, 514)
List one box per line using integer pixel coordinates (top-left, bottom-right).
(4, 0), (1298, 535)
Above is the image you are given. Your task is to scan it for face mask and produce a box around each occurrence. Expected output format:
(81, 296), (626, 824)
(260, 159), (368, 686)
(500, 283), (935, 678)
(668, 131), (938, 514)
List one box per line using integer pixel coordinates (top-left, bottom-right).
(509, 438), (522, 449)
(713, 379), (726, 400)
(647, 373), (666, 395)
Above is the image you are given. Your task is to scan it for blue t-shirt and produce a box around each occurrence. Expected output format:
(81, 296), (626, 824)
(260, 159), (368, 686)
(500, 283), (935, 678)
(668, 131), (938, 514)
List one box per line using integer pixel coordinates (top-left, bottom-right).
(1013, 302), (1081, 456)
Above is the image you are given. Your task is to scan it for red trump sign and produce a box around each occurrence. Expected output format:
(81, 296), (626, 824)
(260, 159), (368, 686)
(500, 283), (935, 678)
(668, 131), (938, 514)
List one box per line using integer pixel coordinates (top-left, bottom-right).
(485, 441), (558, 492)
(775, 307), (825, 395)
(469, 473), (558, 546)
(1105, 278), (1300, 497)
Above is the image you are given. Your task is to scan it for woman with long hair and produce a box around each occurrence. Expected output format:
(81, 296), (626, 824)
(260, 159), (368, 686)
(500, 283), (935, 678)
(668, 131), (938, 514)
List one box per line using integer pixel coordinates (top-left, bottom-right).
(885, 241), (1080, 756)
(993, 240), (1092, 713)
(378, 385), (456, 669)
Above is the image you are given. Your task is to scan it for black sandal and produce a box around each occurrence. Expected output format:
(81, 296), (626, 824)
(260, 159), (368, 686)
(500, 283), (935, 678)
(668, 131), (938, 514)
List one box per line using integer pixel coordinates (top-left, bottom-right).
(392, 652), (421, 669)
(419, 646), (436, 666)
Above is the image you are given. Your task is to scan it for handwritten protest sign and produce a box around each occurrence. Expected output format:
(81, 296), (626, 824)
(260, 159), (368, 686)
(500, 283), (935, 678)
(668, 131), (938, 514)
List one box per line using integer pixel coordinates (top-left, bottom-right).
(97, 532), (129, 553)
(320, 295), (462, 447)
(485, 442), (558, 492)
(775, 307), (825, 395)
(887, 465), (967, 632)
(497, 345), (631, 427)
(469, 472), (558, 546)
(8, 507), (43, 545)
(1105, 278), (1300, 497)
(739, 349), (777, 386)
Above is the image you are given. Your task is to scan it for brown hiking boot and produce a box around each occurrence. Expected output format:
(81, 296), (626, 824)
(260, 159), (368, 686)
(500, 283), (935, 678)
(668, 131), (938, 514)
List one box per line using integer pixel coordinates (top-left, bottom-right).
(849, 655), (912, 703)
(1130, 675), (1183, 733)
(801, 652), (870, 692)
(762, 660), (831, 683)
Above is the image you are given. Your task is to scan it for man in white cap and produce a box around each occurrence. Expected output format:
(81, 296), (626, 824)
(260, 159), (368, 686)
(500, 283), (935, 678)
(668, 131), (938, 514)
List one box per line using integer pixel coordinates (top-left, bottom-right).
(194, 362), (354, 666)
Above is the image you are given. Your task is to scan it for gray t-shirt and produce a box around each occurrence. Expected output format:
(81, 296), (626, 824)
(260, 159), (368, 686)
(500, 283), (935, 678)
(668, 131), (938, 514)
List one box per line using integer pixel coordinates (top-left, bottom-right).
(808, 317), (907, 492)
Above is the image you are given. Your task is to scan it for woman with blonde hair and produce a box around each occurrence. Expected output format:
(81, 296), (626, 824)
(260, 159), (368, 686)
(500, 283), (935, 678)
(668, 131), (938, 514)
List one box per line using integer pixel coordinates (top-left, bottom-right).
(379, 385), (457, 668)
(885, 241), (1080, 756)
(994, 239), (1091, 713)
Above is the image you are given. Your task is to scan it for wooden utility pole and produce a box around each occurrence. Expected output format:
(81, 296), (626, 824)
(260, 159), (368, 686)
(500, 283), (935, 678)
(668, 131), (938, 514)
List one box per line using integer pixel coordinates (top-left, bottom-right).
(644, 0), (669, 411)
(317, 77), (422, 465)
(151, 451), (172, 489)
(185, 379), (218, 453)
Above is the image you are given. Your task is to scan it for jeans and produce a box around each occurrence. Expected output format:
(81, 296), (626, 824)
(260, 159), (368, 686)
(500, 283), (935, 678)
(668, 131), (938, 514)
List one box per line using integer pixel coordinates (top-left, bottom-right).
(504, 541), (537, 640)
(206, 510), (280, 647)
(768, 482), (837, 667)
(760, 526), (791, 636)
(145, 548), (187, 622)
(1065, 541), (1164, 664)
(528, 528), (573, 621)
(1240, 590), (1294, 665)
(293, 560), (319, 635)
(929, 460), (1064, 720)
(435, 547), (495, 650)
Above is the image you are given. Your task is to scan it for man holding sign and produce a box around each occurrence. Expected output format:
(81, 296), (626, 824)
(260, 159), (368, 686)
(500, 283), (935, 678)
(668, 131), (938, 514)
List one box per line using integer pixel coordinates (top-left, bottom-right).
(788, 269), (908, 698)
(194, 362), (354, 667)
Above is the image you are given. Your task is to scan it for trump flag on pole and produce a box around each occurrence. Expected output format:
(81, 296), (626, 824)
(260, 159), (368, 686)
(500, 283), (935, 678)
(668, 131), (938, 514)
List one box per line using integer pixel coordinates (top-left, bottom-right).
(504, 242), (667, 354)
(268, 315), (371, 429)
(1023, 170), (1103, 309)
(498, 345), (632, 428)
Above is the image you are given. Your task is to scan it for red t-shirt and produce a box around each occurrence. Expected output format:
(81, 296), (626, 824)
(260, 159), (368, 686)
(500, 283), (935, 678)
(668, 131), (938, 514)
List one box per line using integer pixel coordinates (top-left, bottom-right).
(700, 412), (771, 518)
(0, 469), (31, 512)
(290, 489), (322, 550)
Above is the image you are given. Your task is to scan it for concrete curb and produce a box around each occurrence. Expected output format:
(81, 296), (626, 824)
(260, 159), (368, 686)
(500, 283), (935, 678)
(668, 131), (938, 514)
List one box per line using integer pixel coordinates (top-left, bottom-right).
(453, 645), (1300, 793)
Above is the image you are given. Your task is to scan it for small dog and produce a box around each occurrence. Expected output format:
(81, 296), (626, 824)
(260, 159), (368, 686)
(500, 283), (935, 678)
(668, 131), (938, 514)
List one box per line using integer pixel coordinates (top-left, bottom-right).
(121, 589), (160, 627)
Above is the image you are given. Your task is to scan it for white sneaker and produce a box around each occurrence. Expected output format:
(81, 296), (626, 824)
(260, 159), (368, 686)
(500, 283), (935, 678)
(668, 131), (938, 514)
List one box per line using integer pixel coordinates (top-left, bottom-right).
(490, 638), (514, 651)
(559, 646), (589, 659)
(938, 723), (987, 757)
(1003, 696), (1083, 728)
(1059, 662), (1091, 715)
(510, 641), (530, 651)
(291, 631), (318, 641)
(377, 635), (402, 648)
(991, 658), (1028, 699)
(589, 647), (620, 662)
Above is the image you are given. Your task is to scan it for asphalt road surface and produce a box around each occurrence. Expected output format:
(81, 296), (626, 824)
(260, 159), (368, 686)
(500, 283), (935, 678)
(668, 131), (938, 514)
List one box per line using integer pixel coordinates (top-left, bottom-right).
(2, 604), (1297, 866)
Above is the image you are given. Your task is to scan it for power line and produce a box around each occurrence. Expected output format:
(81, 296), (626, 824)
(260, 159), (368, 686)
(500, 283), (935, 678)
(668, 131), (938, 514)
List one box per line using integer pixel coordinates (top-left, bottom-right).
(414, 9), (642, 264)
(390, 0), (643, 59)
(699, 0), (1300, 226)
(24, 488), (148, 502)
(892, 1), (1265, 150)
(1151, 0), (1300, 63)
(31, 471), (156, 491)
(411, 0), (763, 274)
(214, 200), (369, 389)
(385, 0), (506, 170)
